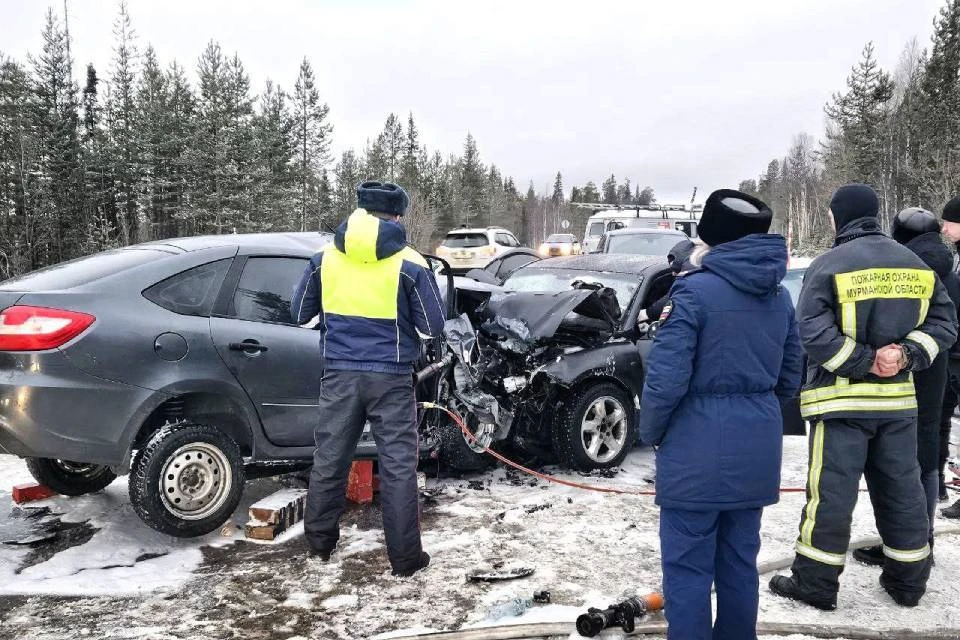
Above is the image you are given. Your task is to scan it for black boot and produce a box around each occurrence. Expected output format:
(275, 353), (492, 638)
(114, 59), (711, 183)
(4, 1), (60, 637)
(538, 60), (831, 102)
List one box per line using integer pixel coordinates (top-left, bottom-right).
(942, 498), (960, 519)
(768, 575), (837, 611)
(879, 575), (922, 607)
(392, 551), (430, 577)
(852, 544), (884, 566)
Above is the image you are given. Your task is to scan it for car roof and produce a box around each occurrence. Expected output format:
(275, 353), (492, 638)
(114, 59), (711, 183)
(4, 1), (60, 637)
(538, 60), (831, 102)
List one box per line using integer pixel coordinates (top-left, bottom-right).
(445, 228), (509, 235)
(140, 232), (333, 253)
(523, 254), (666, 275)
(603, 228), (688, 236)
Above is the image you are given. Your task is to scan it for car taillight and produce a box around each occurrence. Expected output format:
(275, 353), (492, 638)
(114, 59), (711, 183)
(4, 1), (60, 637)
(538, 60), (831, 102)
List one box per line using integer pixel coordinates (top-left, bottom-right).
(0, 306), (96, 351)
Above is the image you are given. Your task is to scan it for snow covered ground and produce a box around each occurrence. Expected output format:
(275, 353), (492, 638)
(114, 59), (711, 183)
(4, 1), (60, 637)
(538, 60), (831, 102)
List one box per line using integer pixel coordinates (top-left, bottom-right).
(1, 428), (960, 639)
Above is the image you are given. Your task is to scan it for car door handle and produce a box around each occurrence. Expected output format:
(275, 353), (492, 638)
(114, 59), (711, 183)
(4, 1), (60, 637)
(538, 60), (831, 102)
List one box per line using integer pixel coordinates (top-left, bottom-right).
(229, 341), (269, 353)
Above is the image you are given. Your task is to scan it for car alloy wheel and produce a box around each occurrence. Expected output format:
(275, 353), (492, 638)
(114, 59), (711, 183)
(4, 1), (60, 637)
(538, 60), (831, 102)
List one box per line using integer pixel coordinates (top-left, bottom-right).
(580, 395), (628, 464)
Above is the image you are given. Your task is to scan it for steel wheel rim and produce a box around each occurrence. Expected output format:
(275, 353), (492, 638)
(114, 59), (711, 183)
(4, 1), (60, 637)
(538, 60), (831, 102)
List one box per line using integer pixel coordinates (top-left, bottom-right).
(159, 442), (232, 520)
(580, 396), (628, 464)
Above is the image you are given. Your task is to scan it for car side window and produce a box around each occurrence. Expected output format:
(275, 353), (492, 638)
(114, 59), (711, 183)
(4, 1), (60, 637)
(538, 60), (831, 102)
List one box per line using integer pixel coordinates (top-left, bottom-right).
(496, 254), (538, 278)
(495, 233), (511, 246)
(143, 259), (232, 317)
(230, 257), (309, 325)
(507, 234), (520, 247)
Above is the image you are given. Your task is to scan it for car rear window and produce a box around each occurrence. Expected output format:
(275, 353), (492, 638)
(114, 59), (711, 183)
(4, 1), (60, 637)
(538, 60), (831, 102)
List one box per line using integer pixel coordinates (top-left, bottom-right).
(442, 233), (489, 248)
(606, 233), (685, 256)
(143, 259), (232, 316)
(587, 222), (605, 237)
(0, 248), (168, 291)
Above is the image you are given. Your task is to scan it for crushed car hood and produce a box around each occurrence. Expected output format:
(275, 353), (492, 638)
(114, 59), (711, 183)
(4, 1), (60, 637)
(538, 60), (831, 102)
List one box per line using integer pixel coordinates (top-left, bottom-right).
(481, 287), (620, 343)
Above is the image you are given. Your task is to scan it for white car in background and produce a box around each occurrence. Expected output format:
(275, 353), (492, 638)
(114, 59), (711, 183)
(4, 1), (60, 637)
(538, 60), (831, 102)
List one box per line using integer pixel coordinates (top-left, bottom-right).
(435, 227), (523, 274)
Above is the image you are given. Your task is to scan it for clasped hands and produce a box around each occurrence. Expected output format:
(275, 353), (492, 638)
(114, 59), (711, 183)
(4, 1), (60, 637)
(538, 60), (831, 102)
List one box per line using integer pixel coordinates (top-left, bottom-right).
(869, 344), (907, 378)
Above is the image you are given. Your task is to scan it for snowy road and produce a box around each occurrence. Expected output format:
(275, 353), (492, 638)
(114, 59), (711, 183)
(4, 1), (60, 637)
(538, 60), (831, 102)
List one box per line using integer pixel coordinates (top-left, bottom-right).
(2, 433), (960, 639)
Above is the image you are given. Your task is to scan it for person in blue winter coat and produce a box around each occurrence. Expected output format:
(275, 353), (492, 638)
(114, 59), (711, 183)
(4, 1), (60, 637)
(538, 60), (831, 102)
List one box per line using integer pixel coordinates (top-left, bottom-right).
(639, 189), (804, 640)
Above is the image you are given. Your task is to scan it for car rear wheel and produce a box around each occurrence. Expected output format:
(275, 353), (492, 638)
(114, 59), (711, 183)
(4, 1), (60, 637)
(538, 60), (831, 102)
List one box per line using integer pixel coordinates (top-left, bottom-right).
(553, 383), (635, 470)
(25, 457), (117, 496)
(129, 423), (244, 538)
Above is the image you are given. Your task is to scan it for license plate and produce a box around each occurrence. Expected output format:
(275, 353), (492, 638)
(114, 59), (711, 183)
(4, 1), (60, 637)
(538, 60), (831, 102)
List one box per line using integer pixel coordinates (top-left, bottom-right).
(454, 251), (474, 260)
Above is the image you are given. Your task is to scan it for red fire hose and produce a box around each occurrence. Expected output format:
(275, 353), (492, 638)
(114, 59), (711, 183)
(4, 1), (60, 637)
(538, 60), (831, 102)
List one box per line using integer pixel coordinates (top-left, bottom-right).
(419, 402), (866, 496)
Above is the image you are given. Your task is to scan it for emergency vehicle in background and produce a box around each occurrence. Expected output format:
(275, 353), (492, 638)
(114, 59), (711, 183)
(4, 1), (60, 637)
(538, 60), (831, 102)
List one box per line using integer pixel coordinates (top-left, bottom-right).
(578, 203), (703, 253)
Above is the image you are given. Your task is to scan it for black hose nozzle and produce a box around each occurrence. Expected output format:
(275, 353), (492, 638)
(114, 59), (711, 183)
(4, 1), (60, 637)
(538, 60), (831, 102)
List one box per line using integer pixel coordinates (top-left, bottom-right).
(575, 594), (662, 637)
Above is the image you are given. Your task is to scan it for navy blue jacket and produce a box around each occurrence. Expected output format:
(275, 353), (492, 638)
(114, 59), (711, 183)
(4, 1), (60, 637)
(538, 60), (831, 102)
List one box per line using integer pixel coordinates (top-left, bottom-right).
(290, 209), (446, 374)
(639, 234), (803, 511)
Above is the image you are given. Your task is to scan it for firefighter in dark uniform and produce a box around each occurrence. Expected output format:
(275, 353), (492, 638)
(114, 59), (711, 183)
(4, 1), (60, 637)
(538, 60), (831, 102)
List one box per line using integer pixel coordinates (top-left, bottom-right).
(853, 207), (960, 564)
(769, 184), (957, 610)
(290, 181), (445, 577)
(938, 195), (960, 515)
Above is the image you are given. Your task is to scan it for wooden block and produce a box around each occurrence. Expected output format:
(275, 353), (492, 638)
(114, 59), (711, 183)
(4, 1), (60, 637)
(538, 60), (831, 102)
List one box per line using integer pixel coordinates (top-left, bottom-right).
(245, 520), (279, 541)
(12, 483), (56, 504)
(347, 460), (374, 504)
(248, 488), (308, 524)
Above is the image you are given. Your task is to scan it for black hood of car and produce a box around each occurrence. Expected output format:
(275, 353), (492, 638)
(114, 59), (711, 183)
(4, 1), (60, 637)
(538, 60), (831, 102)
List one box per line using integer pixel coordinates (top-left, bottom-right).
(480, 286), (621, 343)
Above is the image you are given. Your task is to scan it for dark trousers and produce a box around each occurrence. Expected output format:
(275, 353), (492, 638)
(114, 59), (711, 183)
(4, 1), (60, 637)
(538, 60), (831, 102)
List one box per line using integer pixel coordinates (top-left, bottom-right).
(304, 369), (423, 571)
(916, 353), (947, 540)
(940, 384), (956, 488)
(660, 508), (762, 640)
(791, 417), (931, 598)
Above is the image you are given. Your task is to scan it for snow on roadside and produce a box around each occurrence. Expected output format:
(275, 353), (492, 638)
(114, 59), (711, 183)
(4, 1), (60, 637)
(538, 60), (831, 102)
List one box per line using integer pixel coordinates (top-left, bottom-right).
(3, 425), (960, 638)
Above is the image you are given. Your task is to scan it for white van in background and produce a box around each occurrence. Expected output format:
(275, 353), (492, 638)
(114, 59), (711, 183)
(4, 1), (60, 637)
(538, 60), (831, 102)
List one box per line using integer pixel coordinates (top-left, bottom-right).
(580, 204), (702, 253)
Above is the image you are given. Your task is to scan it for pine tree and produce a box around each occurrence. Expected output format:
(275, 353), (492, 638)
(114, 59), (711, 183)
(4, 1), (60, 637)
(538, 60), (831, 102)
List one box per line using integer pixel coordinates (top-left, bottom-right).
(581, 181), (600, 203)
(401, 111), (421, 190)
(0, 57), (38, 276)
(617, 178), (632, 205)
(459, 132), (485, 226)
(162, 61), (196, 236)
(638, 186), (655, 205)
(601, 174), (618, 204)
(332, 149), (363, 222)
(823, 42), (894, 217)
(292, 58), (332, 231)
(31, 8), (84, 264)
(190, 41), (255, 233)
(252, 80), (296, 231)
(919, 0), (960, 205)
(106, 0), (140, 243)
(551, 172), (564, 206)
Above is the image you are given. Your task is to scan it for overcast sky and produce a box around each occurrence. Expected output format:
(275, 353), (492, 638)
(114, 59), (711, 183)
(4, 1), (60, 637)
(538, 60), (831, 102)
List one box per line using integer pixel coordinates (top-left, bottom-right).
(0, 0), (947, 203)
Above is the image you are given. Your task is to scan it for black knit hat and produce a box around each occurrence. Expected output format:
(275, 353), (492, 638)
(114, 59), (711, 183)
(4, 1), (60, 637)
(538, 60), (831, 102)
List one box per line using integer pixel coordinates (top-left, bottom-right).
(892, 207), (939, 244)
(829, 184), (878, 231)
(357, 181), (410, 216)
(667, 239), (696, 273)
(697, 189), (773, 246)
(943, 195), (960, 224)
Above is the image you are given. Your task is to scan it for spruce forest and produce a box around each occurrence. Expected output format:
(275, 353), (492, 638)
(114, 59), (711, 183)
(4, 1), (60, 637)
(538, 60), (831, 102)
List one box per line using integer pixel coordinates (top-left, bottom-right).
(2, 1), (960, 279)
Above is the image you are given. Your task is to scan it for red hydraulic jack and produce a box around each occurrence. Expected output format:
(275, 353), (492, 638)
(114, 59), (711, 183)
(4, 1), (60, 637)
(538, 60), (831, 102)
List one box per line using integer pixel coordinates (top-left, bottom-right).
(346, 460), (376, 504)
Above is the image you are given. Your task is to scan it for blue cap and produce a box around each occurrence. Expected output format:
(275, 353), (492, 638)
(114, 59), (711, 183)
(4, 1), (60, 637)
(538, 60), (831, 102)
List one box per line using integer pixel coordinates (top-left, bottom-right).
(357, 181), (410, 216)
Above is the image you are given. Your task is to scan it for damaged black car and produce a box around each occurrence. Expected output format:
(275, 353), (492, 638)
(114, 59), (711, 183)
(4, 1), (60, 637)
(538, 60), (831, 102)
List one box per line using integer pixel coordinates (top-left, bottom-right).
(422, 254), (677, 472)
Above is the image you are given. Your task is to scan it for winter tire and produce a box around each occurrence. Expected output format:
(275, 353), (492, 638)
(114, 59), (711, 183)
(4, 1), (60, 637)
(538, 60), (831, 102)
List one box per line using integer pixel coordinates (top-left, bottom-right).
(129, 422), (244, 538)
(437, 410), (495, 472)
(25, 457), (117, 496)
(553, 382), (635, 470)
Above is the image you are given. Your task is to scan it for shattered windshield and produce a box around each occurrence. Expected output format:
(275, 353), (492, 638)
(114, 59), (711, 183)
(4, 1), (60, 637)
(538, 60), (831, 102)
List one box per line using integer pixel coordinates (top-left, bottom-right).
(503, 267), (641, 313)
